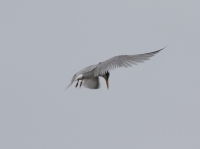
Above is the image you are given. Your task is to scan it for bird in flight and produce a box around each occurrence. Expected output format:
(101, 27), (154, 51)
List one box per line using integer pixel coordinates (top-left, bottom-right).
(66, 47), (165, 90)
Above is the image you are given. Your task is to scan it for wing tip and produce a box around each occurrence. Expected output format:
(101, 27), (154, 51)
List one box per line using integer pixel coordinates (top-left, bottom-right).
(64, 83), (73, 91)
(150, 46), (168, 54)
(158, 45), (168, 52)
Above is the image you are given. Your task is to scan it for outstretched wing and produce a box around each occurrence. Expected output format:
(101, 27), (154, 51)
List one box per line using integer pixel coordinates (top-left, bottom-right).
(83, 77), (100, 89)
(94, 47), (165, 76)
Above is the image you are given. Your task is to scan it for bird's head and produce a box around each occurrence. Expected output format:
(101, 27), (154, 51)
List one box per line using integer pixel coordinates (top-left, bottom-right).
(103, 71), (110, 89)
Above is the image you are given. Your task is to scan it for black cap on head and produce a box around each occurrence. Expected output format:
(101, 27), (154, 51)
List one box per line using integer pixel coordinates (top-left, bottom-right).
(106, 71), (110, 79)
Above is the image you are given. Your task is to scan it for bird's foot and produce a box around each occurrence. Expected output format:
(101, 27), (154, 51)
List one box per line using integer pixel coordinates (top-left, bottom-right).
(79, 81), (83, 88)
(75, 81), (79, 88)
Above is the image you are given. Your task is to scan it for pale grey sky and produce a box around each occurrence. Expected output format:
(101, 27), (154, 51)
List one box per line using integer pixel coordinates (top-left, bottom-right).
(0, 0), (200, 149)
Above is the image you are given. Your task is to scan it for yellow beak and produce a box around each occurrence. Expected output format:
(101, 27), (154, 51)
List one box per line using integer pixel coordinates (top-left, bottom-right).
(106, 79), (109, 89)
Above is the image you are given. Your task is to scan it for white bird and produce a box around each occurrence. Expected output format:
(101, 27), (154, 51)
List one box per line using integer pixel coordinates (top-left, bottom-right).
(66, 47), (165, 90)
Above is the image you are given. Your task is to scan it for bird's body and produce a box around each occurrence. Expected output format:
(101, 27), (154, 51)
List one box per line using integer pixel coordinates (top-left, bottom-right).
(81, 66), (96, 79)
(66, 47), (165, 89)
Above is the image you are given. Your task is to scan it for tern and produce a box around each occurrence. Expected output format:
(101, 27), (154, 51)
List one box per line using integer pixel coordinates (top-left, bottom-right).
(66, 47), (165, 90)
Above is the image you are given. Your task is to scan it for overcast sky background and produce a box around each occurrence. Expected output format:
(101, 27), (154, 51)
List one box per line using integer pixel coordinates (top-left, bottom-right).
(0, 0), (200, 149)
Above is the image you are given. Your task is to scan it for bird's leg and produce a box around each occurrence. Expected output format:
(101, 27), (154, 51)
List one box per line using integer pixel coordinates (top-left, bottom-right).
(75, 80), (79, 88)
(79, 80), (83, 88)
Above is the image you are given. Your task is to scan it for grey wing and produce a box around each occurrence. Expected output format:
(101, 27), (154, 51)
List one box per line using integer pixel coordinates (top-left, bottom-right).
(94, 47), (165, 76)
(83, 77), (100, 89)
